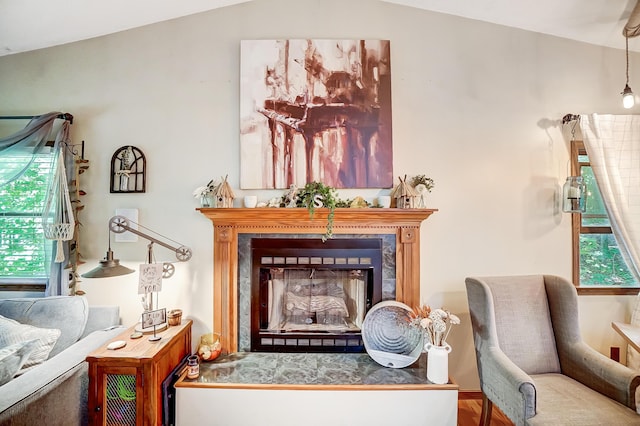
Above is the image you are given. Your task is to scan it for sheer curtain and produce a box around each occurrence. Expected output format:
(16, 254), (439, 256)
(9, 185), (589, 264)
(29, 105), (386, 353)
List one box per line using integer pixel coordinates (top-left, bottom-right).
(0, 112), (61, 186)
(579, 113), (640, 369)
(0, 112), (74, 295)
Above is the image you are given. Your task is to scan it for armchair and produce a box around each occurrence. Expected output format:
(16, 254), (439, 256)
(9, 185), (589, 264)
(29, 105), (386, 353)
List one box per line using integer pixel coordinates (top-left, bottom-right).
(465, 274), (640, 425)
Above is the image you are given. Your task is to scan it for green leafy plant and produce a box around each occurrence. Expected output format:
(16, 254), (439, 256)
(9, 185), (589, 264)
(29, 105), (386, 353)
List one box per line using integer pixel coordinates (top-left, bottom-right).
(288, 181), (339, 241)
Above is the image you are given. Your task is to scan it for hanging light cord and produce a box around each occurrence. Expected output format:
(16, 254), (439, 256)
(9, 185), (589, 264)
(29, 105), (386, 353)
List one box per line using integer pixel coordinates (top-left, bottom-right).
(627, 36), (631, 86)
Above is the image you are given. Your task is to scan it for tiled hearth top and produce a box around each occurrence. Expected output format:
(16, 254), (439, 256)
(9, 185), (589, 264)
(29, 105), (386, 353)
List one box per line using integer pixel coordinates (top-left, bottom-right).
(183, 352), (445, 387)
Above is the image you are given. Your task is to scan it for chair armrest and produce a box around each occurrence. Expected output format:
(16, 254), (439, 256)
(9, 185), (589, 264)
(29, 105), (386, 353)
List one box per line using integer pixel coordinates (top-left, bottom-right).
(560, 341), (640, 410)
(480, 346), (536, 424)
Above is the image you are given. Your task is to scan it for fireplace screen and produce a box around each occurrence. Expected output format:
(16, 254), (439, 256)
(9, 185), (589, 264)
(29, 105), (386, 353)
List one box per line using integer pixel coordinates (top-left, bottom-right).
(266, 268), (367, 332)
(251, 238), (382, 352)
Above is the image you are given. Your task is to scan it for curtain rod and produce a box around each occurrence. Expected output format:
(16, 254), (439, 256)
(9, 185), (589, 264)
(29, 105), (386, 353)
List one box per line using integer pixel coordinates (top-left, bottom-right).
(562, 114), (579, 125)
(0, 113), (73, 124)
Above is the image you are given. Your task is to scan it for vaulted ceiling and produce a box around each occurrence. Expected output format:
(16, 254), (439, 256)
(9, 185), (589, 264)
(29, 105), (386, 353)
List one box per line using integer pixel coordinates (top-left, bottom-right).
(1, 0), (638, 57)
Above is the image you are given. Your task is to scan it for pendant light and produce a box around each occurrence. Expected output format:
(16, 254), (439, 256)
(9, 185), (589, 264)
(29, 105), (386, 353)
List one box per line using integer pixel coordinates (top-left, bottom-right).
(622, 36), (635, 109)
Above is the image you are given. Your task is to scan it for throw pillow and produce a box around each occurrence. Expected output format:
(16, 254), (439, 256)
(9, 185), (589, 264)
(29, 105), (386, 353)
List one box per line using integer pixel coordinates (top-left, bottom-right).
(0, 315), (61, 368)
(0, 339), (38, 386)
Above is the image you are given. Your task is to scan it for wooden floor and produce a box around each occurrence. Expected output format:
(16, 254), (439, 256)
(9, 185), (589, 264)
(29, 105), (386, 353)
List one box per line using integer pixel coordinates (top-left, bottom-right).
(458, 398), (514, 426)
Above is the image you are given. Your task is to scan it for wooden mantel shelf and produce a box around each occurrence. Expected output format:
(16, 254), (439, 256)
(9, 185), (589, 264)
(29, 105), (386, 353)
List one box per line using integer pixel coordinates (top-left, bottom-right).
(196, 207), (436, 228)
(197, 207), (437, 354)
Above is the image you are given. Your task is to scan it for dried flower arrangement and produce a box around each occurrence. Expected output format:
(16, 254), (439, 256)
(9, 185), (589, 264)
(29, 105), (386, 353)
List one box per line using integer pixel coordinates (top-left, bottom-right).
(410, 174), (435, 193)
(410, 174), (435, 208)
(192, 179), (218, 198)
(409, 304), (460, 347)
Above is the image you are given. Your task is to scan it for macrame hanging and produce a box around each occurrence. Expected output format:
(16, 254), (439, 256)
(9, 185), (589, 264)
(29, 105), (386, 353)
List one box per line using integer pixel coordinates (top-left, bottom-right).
(42, 128), (75, 263)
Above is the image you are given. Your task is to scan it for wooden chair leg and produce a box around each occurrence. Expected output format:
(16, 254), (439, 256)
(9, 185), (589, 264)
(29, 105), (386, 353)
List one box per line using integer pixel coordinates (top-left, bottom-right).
(480, 393), (493, 426)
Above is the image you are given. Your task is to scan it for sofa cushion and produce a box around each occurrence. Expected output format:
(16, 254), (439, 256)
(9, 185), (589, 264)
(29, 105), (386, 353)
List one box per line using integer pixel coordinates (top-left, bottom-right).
(0, 296), (89, 357)
(0, 340), (37, 386)
(0, 315), (61, 368)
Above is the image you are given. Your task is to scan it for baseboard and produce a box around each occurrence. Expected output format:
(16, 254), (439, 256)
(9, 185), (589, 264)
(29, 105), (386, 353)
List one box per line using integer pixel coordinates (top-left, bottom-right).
(459, 390), (482, 400)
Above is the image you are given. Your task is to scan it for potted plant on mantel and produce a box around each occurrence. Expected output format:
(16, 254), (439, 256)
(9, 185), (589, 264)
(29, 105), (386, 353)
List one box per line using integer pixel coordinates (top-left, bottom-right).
(286, 181), (338, 242)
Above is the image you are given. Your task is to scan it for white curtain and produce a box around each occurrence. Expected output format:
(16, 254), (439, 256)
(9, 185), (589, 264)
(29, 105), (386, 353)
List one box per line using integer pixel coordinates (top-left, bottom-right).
(580, 113), (640, 369)
(0, 112), (74, 296)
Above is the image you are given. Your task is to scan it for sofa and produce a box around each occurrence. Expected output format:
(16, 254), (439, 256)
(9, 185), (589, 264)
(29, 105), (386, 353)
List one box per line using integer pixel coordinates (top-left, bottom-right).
(0, 296), (124, 426)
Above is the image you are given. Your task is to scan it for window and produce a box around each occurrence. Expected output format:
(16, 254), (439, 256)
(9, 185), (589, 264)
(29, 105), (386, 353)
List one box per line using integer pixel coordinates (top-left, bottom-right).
(0, 148), (54, 291)
(571, 140), (639, 294)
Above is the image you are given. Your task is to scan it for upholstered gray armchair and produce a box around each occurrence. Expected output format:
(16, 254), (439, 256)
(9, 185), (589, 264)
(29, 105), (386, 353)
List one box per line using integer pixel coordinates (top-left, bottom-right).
(465, 275), (640, 425)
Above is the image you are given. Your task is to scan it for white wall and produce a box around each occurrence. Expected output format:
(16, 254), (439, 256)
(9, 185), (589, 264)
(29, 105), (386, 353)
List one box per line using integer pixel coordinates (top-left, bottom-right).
(0, 0), (637, 391)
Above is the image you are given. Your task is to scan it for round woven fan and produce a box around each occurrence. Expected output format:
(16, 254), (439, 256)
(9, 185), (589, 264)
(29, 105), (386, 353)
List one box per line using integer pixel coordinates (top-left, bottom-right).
(362, 300), (423, 368)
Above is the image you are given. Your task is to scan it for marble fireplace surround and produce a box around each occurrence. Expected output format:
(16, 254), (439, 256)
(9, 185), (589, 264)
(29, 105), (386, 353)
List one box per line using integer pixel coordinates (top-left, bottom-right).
(197, 207), (436, 354)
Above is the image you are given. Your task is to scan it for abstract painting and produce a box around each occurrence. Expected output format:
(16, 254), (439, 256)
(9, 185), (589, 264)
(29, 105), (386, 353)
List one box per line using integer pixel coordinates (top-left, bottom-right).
(240, 39), (393, 189)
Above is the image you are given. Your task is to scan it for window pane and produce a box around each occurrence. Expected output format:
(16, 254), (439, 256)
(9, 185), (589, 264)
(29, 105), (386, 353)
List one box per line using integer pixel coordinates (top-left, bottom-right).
(579, 233), (637, 286)
(0, 153), (53, 278)
(581, 165), (610, 227)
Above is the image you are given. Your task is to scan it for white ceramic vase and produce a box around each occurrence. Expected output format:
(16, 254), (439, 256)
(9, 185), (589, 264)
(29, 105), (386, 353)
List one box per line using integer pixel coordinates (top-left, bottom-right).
(425, 342), (451, 384)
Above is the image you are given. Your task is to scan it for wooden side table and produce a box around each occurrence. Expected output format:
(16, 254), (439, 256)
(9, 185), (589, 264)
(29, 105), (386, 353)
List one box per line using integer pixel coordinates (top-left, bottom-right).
(87, 319), (192, 426)
(612, 321), (640, 352)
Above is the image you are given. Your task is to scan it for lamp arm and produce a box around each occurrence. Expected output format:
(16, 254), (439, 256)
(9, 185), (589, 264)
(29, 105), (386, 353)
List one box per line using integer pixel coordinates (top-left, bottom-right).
(109, 216), (192, 261)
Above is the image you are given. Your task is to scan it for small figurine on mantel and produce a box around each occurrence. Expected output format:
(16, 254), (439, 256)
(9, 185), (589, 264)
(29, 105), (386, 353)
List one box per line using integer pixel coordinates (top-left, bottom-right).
(391, 175), (418, 209)
(214, 175), (235, 208)
(283, 184), (298, 208)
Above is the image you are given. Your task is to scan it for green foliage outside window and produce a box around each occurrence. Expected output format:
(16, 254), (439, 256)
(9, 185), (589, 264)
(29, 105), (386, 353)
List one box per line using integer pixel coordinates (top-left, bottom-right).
(0, 156), (52, 278)
(578, 157), (637, 286)
(579, 234), (635, 285)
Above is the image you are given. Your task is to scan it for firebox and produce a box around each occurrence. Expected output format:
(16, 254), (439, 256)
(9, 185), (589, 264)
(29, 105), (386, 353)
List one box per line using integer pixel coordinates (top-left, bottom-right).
(251, 238), (383, 352)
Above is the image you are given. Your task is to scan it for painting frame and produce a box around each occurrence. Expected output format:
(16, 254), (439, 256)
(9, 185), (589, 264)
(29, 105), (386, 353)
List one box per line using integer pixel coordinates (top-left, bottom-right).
(240, 39), (393, 189)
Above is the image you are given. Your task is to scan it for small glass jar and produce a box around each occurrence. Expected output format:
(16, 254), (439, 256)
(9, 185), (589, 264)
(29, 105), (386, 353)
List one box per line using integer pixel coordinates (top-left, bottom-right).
(186, 355), (199, 379)
(200, 194), (214, 207)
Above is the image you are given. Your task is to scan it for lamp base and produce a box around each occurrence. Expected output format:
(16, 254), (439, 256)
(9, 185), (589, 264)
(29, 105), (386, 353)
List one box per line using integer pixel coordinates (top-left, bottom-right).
(135, 322), (168, 334)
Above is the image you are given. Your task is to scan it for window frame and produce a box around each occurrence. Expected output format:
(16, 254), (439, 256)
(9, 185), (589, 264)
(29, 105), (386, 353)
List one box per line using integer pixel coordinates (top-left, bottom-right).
(571, 140), (640, 295)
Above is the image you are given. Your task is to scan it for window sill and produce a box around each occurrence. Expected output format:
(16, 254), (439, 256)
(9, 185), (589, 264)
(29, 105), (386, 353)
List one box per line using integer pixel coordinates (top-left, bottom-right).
(0, 278), (46, 293)
(577, 286), (640, 296)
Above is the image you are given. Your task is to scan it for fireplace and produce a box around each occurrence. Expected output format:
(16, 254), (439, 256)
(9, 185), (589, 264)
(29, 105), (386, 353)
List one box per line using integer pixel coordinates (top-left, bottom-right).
(250, 238), (382, 352)
(197, 208), (435, 355)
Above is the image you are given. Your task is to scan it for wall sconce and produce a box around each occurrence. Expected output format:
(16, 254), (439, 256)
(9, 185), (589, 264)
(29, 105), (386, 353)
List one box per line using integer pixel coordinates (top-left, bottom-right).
(562, 176), (586, 213)
(622, 36), (635, 109)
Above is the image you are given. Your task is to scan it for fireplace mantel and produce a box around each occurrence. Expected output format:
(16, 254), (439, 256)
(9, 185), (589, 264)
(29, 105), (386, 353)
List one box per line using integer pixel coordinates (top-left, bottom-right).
(197, 207), (436, 353)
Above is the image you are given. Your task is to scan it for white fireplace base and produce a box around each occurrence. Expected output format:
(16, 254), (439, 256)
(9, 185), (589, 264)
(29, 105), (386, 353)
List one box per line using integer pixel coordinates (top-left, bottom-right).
(176, 387), (458, 426)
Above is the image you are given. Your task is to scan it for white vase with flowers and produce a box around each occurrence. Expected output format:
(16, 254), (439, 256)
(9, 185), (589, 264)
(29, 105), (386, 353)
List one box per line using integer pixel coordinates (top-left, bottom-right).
(410, 305), (460, 384)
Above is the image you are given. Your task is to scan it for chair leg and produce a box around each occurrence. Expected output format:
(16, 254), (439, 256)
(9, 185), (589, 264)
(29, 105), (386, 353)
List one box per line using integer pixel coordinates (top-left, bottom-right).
(480, 393), (493, 426)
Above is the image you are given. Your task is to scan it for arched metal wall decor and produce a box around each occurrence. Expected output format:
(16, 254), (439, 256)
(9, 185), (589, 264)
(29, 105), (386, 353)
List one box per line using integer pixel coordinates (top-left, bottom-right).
(110, 145), (146, 193)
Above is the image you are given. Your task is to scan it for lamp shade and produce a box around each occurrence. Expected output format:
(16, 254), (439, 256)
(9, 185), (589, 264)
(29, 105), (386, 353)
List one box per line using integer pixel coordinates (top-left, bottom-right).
(81, 249), (135, 278)
(562, 176), (587, 213)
